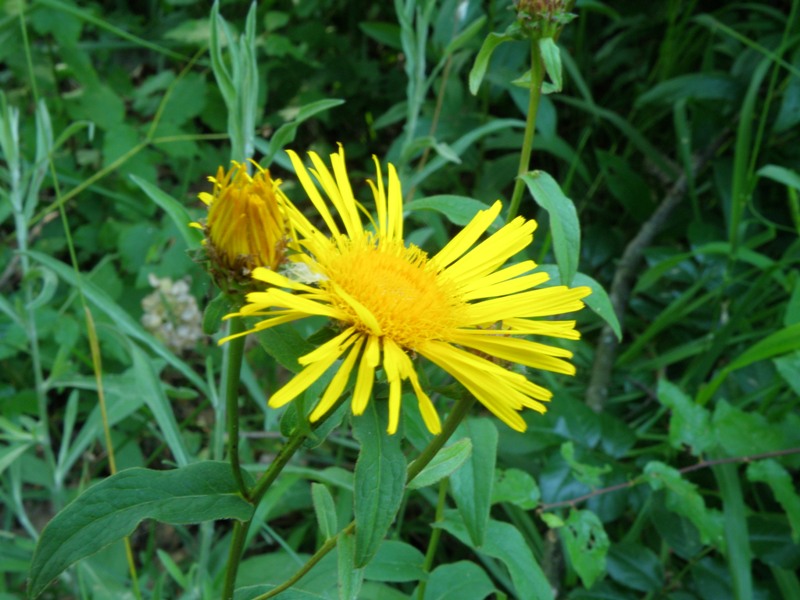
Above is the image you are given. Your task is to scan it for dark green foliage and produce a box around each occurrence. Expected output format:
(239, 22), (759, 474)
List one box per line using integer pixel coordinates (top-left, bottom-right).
(2, 0), (800, 599)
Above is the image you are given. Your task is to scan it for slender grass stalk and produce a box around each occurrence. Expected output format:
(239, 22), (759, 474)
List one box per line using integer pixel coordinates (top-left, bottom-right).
(252, 523), (357, 600)
(507, 38), (544, 222)
(10, 14), (54, 477)
(416, 478), (448, 600)
(19, 1), (145, 589)
(46, 159), (144, 598)
(83, 305), (142, 599)
(37, 0), (190, 61)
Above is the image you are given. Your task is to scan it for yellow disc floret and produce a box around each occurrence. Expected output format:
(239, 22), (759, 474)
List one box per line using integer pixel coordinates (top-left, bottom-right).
(322, 236), (464, 348)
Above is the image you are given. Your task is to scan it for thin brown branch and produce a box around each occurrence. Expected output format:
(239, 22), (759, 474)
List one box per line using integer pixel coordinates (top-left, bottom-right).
(585, 130), (730, 412)
(537, 446), (800, 512)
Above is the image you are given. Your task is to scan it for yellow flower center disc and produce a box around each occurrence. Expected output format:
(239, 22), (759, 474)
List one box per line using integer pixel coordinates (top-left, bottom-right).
(323, 237), (463, 348)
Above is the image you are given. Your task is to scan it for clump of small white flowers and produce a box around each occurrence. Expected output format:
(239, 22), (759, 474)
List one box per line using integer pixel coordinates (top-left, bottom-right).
(141, 274), (203, 354)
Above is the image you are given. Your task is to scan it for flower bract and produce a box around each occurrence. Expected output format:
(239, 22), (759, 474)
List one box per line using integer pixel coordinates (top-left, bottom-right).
(193, 161), (287, 282)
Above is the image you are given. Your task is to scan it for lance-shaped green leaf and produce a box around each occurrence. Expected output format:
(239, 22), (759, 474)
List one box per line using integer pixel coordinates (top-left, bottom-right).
(338, 530), (364, 600)
(28, 462), (253, 598)
(491, 468), (541, 510)
(406, 196), (503, 229)
(261, 99), (345, 167)
(520, 171), (581, 286)
(407, 438), (472, 490)
(697, 322), (800, 405)
(747, 460), (800, 543)
(469, 27), (518, 95)
(131, 175), (203, 250)
(440, 511), (554, 600)
(449, 418), (497, 547)
(423, 561), (495, 600)
(539, 37), (563, 94)
(312, 483), (338, 540)
(352, 402), (407, 567)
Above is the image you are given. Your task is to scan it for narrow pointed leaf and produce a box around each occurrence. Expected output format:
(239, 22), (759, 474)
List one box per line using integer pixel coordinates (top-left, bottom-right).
(520, 171), (581, 285)
(407, 438), (472, 490)
(469, 31), (514, 95)
(131, 175), (203, 250)
(449, 418), (497, 547)
(353, 402), (407, 567)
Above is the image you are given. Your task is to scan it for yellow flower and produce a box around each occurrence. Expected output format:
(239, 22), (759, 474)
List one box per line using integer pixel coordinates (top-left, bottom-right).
(222, 146), (591, 434)
(193, 161), (287, 281)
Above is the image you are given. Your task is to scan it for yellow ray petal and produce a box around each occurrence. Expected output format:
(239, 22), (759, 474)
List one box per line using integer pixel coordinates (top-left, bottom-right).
(387, 376), (402, 434)
(298, 327), (357, 366)
(408, 369), (441, 434)
(462, 272), (551, 301)
(287, 149), (342, 240)
(387, 163), (403, 241)
(252, 267), (318, 292)
(364, 334), (381, 367)
(495, 318), (581, 340)
(309, 149), (362, 240)
(464, 286), (591, 323)
(370, 155), (388, 237)
(330, 281), (383, 335)
(449, 332), (576, 375)
(382, 339), (407, 433)
(457, 260), (538, 295)
(443, 217), (536, 284)
(351, 341), (377, 416)
(310, 336), (364, 422)
(268, 349), (343, 409)
(217, 313), (305, 344)
(245, 288), (344, 320)
(329, 145), (364, 238)
(430, 201), (502, 270)
(418, 342), (532, 431)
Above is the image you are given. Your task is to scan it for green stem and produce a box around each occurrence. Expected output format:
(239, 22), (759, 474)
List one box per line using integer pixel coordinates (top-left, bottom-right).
(255, 395), (477, 599)
(224, 317), (248, 498)
(407, 395), (476, 483)
(507, 37), (544, 222)
(416, 478), (449, 600)
(253, 523), (357, 600)
(222, 409), (341, 599)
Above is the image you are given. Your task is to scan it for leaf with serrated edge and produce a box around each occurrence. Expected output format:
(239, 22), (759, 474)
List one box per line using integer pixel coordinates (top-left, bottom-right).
(747, 460), (800, 543)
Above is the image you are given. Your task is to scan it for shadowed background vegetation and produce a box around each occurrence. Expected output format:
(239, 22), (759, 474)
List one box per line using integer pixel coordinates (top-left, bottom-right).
(2, 0), (799, 598)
